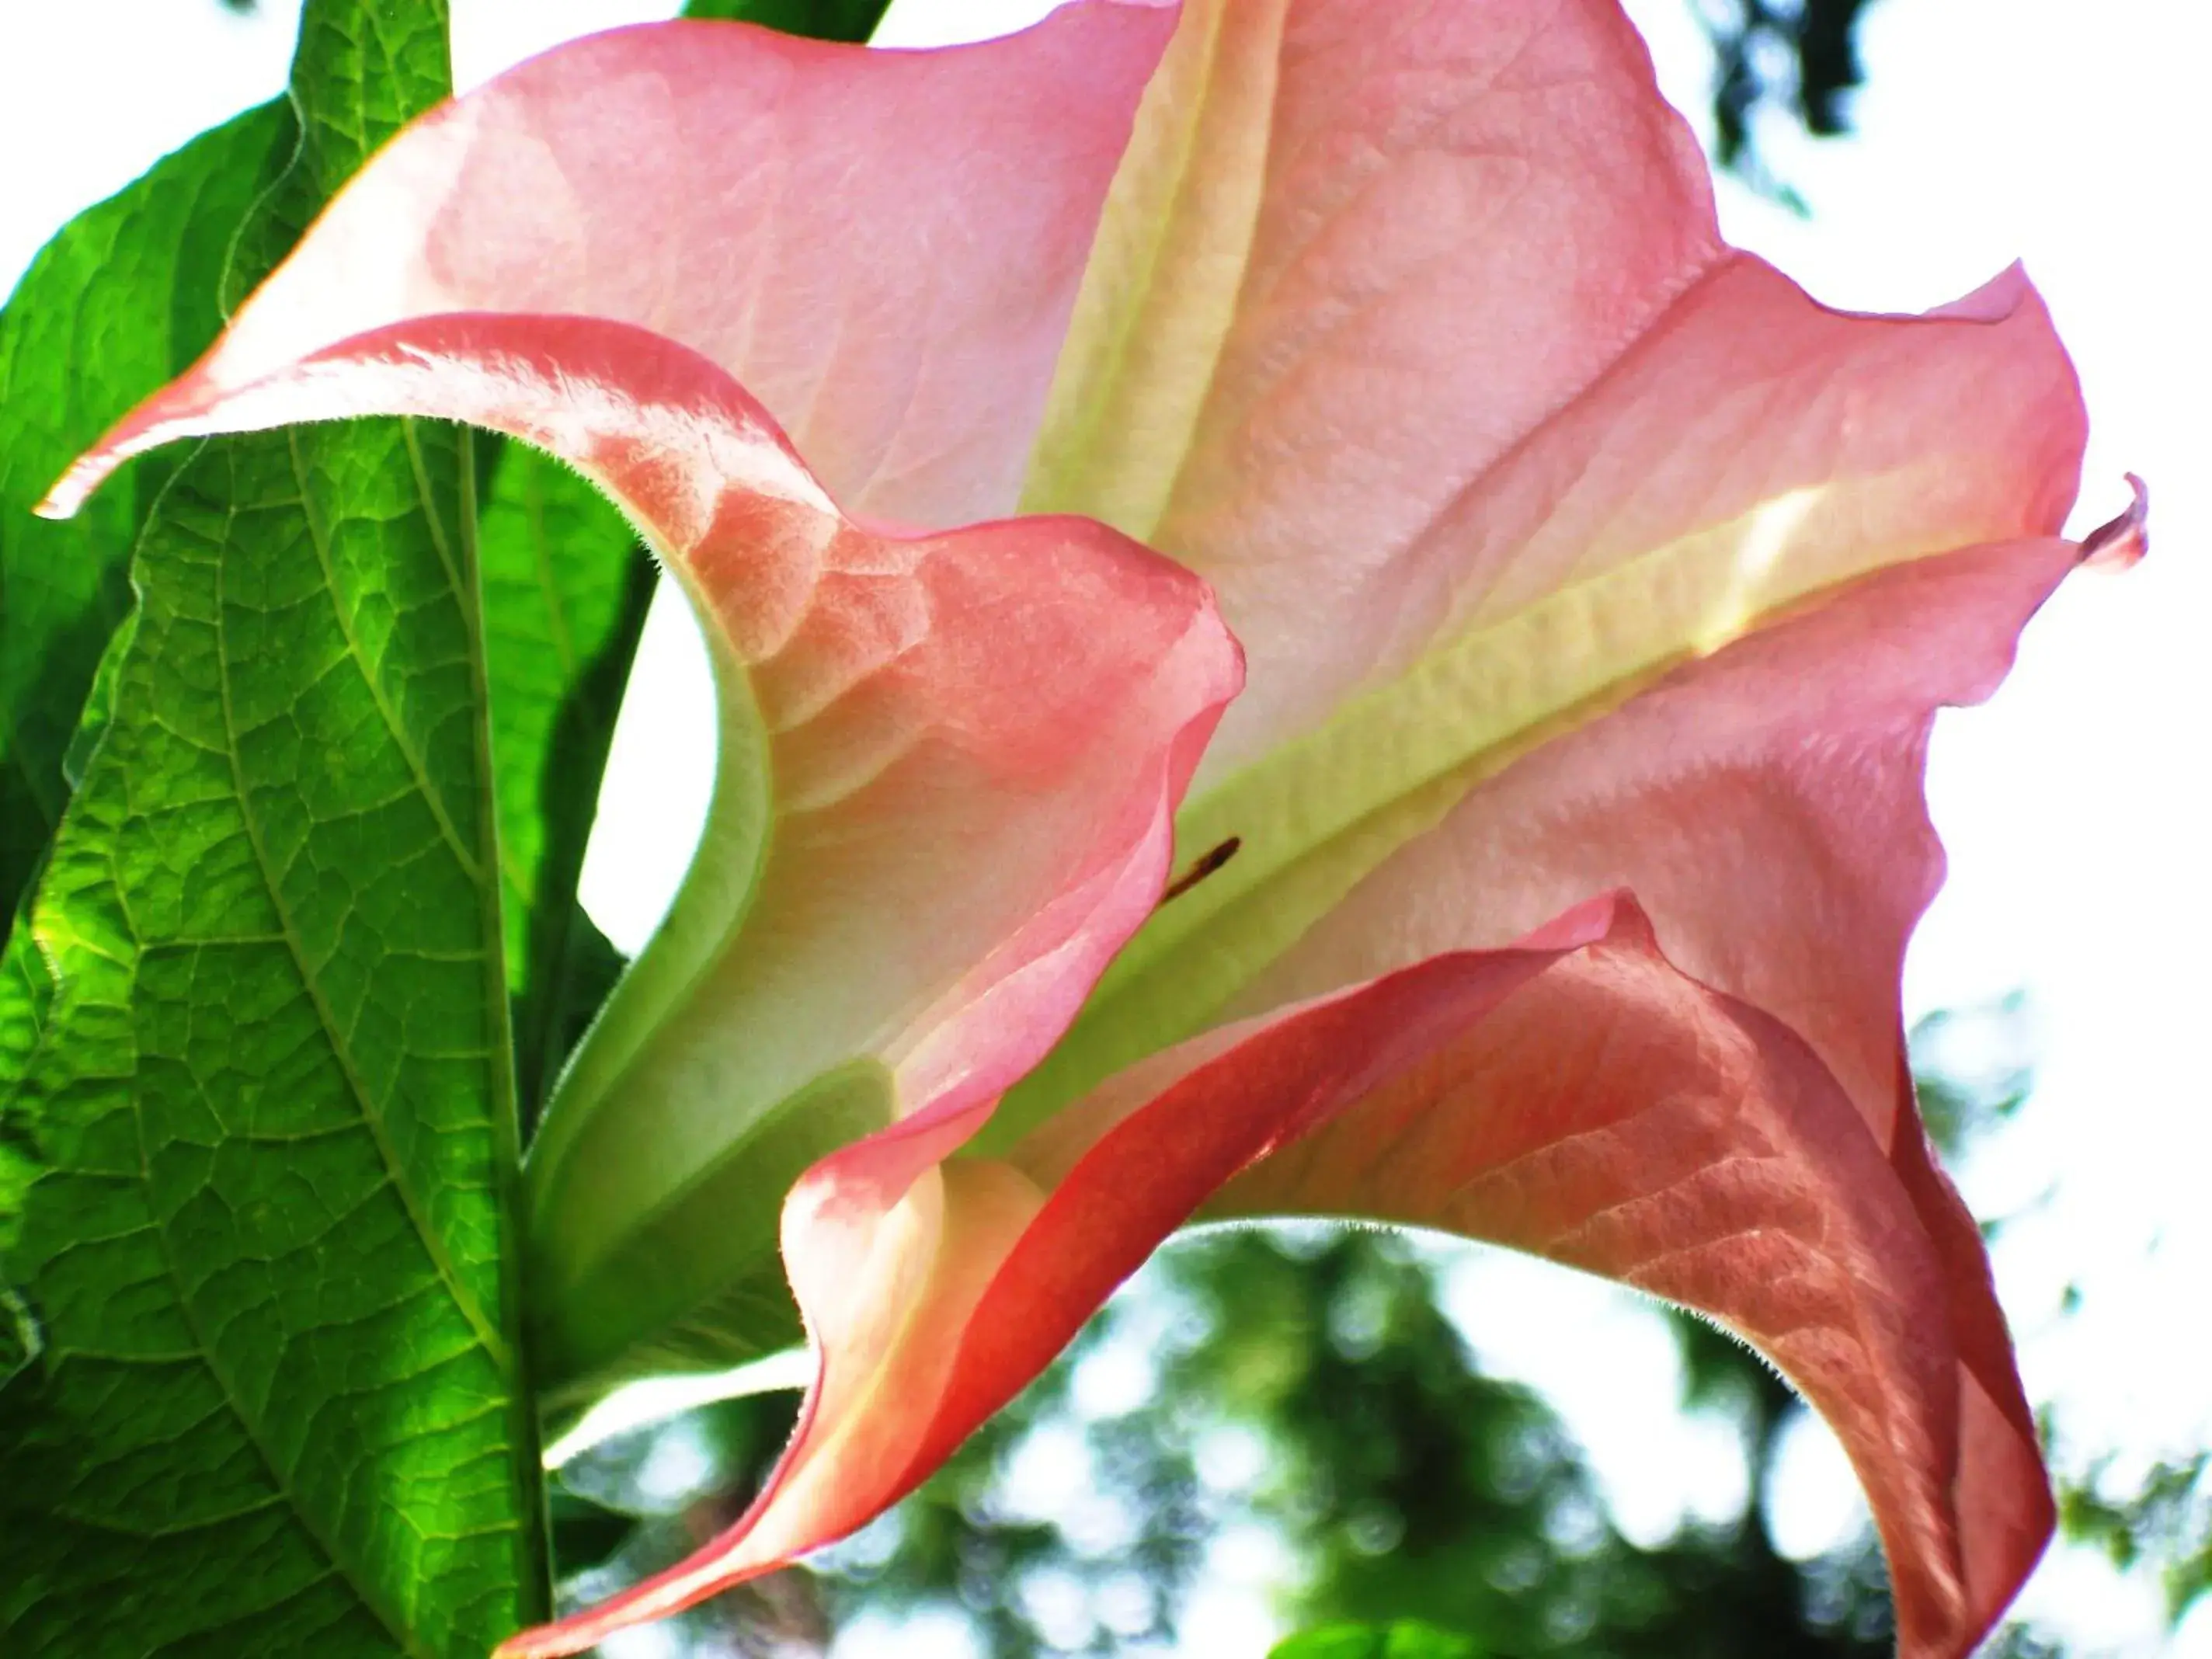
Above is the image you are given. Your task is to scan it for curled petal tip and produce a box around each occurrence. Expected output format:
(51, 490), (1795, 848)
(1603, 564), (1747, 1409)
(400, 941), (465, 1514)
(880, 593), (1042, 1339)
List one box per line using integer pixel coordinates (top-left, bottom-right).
(2080, 472), (2150, 569)
(1512, 889), (1638, 951)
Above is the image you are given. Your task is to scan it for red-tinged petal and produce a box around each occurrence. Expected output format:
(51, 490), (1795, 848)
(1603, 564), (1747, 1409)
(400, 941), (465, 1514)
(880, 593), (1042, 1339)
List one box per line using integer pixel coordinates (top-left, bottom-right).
(492, 899), (1616, 1659)
(496, 884), (2032, 1659)
(40, 311), (1240, 1387)
(49, 4), (1174, 528)
(1195, 538), (2093, 1651)
(1189, 905), (2047, 1659)
(1027, 0), (1724, 773)
(2082, 471), (2151, 569)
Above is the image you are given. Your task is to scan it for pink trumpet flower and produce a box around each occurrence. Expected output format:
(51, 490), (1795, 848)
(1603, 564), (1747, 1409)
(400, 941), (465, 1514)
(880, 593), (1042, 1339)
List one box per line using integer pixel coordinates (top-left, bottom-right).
(44, 1), (2148, 1655)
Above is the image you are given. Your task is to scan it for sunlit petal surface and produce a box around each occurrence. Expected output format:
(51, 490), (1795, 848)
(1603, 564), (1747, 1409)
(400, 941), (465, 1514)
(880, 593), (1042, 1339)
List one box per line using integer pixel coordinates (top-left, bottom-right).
(53, 4), (1173, 528)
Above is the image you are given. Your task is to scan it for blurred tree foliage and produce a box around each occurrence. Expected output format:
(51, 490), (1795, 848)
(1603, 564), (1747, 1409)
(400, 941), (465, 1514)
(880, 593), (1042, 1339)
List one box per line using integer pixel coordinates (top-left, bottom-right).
(2063, 1459), (2212, 1633)
(1911, 1001), (2212, 1638)
(1692, 0), (1878, 193)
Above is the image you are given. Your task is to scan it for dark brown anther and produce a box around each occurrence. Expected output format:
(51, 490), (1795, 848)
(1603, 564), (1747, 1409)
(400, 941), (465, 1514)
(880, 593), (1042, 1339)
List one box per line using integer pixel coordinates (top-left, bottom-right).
(1162, 836), (1242, 903)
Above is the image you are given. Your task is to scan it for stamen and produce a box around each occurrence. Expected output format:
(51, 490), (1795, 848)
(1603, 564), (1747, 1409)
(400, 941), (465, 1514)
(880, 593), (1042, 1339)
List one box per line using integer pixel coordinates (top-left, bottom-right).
(1162, 836), (1241, 903)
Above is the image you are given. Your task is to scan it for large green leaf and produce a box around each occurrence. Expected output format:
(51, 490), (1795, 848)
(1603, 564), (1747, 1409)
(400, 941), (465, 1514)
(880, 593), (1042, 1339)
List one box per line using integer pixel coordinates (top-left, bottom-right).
(0, 2), (551, 1652)
(0, 101), (291, 922)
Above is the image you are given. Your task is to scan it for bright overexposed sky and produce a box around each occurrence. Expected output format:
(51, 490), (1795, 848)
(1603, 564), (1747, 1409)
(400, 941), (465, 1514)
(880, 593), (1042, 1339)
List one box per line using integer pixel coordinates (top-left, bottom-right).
(5, 0), (2207, 1652)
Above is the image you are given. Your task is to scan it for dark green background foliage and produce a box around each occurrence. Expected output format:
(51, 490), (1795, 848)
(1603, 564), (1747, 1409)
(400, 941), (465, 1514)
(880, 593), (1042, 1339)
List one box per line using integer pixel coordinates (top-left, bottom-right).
(1271, 1618), (1487, 1659)
(0, 102), (290, 923)
(221, 0), (892, 29)
(221, 0), (918, 43)
(2066, 1459), (2212, 1629)
(1698, 0), (1878, 184)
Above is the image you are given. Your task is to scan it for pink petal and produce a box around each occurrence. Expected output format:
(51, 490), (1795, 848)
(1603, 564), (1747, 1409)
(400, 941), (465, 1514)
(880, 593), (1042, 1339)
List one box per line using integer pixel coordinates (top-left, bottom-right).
(1365, 258), (2087, 690)
(47, 4), (1174, 528)
(512, 537), (2086, 1657)
(1229, 244), (2090, 790)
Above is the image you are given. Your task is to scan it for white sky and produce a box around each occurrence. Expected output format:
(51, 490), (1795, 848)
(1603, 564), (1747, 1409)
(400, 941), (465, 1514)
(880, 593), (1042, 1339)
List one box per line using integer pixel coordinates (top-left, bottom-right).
(5, 0), (2208, 1652)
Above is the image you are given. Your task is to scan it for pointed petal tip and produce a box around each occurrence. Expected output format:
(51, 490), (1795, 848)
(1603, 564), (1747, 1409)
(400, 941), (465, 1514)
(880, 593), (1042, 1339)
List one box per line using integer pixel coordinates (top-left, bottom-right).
(1929, 260), (2040, 323)
(36, 444), (123, 520)
(35, 374), (228, 519)
(2080, 472), (2150, 569)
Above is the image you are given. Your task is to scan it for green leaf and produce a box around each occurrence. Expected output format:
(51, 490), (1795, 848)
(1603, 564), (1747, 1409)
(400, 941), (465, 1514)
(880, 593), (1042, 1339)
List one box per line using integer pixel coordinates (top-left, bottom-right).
(0, 913), (58, 1389)
(227, 0), (456, 293)
(0, 99), (291, 922)
(680, 0), (894, 42)
(0, 2), (550, 1652)
(473, 445), (653, 1129)
(1269, 1620), (1487, 1659)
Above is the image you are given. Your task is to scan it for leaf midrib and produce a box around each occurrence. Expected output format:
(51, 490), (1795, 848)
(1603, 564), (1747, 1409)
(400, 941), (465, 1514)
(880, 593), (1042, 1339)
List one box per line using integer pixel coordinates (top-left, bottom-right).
(278, 425), (484, 886)
(248, 429), (509, 1369)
